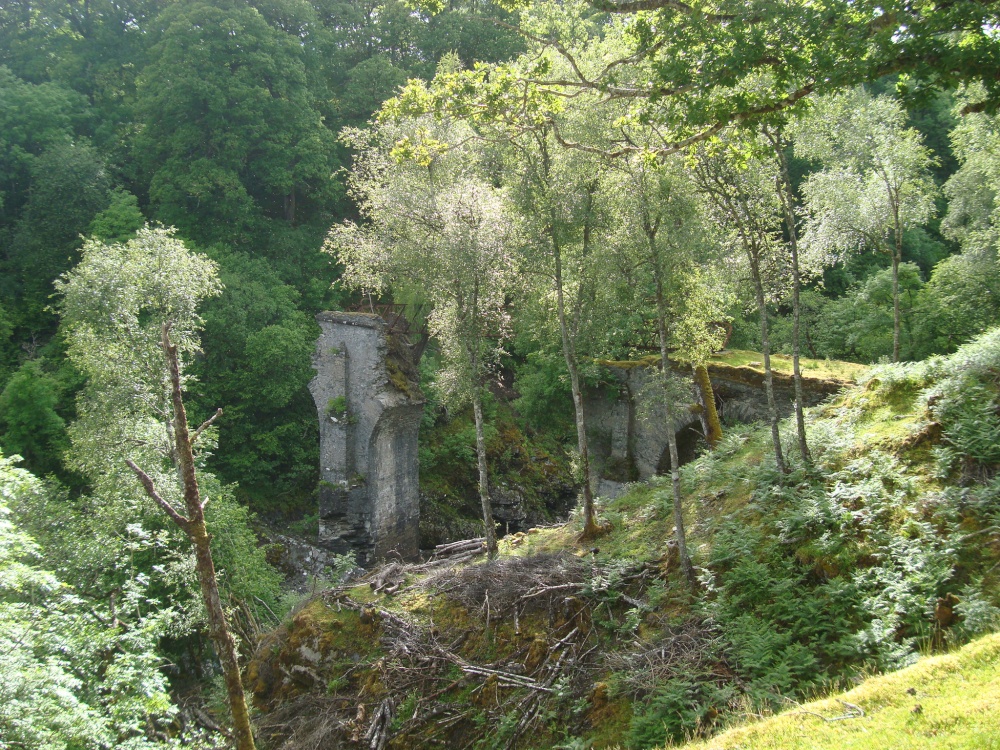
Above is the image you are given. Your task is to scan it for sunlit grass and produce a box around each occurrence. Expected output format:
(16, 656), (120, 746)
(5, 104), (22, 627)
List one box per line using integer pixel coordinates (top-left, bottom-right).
(710, 349), (868, 383)
(674, 633), (1000, 750)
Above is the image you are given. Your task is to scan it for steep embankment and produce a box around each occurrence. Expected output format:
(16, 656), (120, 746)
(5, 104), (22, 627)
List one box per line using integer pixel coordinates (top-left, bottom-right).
(249, 330), (1000, 750)
(678, 632), (1000, 750)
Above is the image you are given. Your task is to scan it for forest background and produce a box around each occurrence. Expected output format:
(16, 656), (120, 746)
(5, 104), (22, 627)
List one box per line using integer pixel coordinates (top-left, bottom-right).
(3, 0), (1000, 746)
(4, 0), (999, 511)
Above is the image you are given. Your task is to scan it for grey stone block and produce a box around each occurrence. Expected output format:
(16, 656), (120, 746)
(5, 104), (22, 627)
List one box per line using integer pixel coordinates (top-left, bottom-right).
(309, 312), (424, 565)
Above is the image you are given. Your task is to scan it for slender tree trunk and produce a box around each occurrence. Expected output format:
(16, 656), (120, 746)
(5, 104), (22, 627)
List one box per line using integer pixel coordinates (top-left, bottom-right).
(552, 230), (600, 537)
(692, 364), (722, 447)
(651, 248), (696, 588)
(127, 326), (255, 750)
(459, 282), (497, 558)
(767, 128), (811, 464)
(891, 250), (901, 363)
(750, 255), (786, 474)
(471, 384), (498, 558)
(789, 247), (811, 464)
(891, 201), (902, 363)
(692, 369), (713, 445)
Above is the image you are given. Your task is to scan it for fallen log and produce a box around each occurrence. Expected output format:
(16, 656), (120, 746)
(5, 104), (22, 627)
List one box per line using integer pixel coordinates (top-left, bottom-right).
(432, 537), (486, 559)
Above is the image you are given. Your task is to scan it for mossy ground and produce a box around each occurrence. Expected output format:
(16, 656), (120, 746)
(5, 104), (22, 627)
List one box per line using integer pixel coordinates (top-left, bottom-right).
(709, 349), (868, 383)
(248, 599), (383, 711)
(596, 349), (866, 385)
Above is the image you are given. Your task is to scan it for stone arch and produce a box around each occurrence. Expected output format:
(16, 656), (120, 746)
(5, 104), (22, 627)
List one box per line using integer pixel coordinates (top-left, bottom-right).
(655, 421), (705, 474)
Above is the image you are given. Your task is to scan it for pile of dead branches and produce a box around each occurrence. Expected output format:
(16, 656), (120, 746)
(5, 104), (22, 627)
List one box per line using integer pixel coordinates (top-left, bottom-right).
(256, 553), (606, 750)
(421, 552), (589, 620)
(363, 538), (489, 596)
(256, 552), (691, 750)
(604, 618), (729, 699)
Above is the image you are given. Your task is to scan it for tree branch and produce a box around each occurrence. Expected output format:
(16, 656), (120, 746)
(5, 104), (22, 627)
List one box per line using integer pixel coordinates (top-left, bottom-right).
(586, 0), (737, 21)
(125, 458), (192, 532)
(498, 21), (691, 100)
(960, 99), (994, 115)
(192, 408), (223, 444)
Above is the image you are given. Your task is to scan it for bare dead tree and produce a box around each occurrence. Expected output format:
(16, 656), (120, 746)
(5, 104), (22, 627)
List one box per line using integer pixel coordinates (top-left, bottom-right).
(126, 324), (256, 750)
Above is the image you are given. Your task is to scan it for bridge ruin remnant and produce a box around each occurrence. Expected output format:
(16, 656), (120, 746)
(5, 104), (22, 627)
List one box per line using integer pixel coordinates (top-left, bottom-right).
(309, 312), (424, 564)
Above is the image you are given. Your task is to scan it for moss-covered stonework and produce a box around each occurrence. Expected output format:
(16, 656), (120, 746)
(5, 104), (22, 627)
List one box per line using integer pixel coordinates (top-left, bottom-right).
(586, 350), (866, 488)
(309, 312), (425, 563)
(248, 599), (383, 711)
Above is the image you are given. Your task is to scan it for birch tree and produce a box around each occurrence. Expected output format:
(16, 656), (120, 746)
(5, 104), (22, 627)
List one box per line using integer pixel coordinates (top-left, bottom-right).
(794, 89), (937, 363)
(692, 137), (790, 473)
(56, 226), (258, 750)
(762, 122), (812, 463)
(501, 120), (608, 539)
(669, 265), (732, 450)
(381, 10), (623, 538)
(326, 118), (522, 559)
(604, 154), (718, 587)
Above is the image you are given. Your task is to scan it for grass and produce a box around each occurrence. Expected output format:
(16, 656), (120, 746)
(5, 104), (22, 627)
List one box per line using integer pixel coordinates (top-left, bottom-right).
(710, 349), (868, 383)
(596, 349), (866, 383)
(674, 633), (1000, 750)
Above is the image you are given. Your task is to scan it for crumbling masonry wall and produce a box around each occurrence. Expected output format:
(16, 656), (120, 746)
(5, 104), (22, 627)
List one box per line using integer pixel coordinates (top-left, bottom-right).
(586, 362), (844, 496)
(309, 312), (423, 564)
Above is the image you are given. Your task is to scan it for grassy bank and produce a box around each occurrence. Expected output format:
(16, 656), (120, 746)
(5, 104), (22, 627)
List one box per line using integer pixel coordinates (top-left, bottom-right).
(678, 633), (1000, 750)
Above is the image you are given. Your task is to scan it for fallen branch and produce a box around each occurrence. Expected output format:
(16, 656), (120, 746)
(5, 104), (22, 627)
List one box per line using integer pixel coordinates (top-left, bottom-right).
(364, 697), (396, 750)
(432, 538), (486, 559)
(785, 697), (865, 722)
(459, 665), (554, 692)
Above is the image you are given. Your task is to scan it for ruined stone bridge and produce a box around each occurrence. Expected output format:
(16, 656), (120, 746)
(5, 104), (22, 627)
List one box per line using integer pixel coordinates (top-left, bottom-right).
(309, 312), (424, 565)
(310, 311), (856, 562)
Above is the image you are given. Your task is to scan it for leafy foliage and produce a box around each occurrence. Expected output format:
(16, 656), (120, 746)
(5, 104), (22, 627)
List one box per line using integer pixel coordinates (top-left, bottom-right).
(193, 252), (318, 497)
(0, 453), (177, 749)
(6, 3), (1000, 745)
(0, 359), (67, 477)
(629, 675), (734, 749)
(134, 0), (340, 245)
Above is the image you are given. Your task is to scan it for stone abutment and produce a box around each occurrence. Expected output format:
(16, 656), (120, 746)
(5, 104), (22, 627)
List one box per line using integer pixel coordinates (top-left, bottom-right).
(309, 312), (424, 565)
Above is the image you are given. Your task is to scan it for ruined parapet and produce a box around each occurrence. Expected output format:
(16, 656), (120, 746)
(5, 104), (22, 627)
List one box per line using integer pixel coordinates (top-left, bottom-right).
(309, 312), (424, 565)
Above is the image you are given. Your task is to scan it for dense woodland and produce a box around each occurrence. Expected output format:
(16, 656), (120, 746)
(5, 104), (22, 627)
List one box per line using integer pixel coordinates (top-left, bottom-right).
(3, 0), (1000, 748)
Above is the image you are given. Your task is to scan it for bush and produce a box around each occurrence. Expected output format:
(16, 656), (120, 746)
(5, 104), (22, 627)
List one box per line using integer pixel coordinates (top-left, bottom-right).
(928, 327), (1000, 471)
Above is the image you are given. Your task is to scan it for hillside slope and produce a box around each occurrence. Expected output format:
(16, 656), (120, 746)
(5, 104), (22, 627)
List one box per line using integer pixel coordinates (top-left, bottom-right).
(677, 632), (1000, 750)
(249, 329), (1000, 750)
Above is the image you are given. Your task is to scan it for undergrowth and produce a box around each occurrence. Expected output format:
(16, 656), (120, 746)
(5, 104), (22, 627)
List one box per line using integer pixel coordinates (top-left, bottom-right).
(254, 328), (1000, 750)
(418, 378), (576, 547)
(629, 328), (1000, 748)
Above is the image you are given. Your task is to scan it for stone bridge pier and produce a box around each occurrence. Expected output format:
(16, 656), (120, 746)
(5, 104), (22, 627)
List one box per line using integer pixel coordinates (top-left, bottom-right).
(309, 312), (424, 565)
